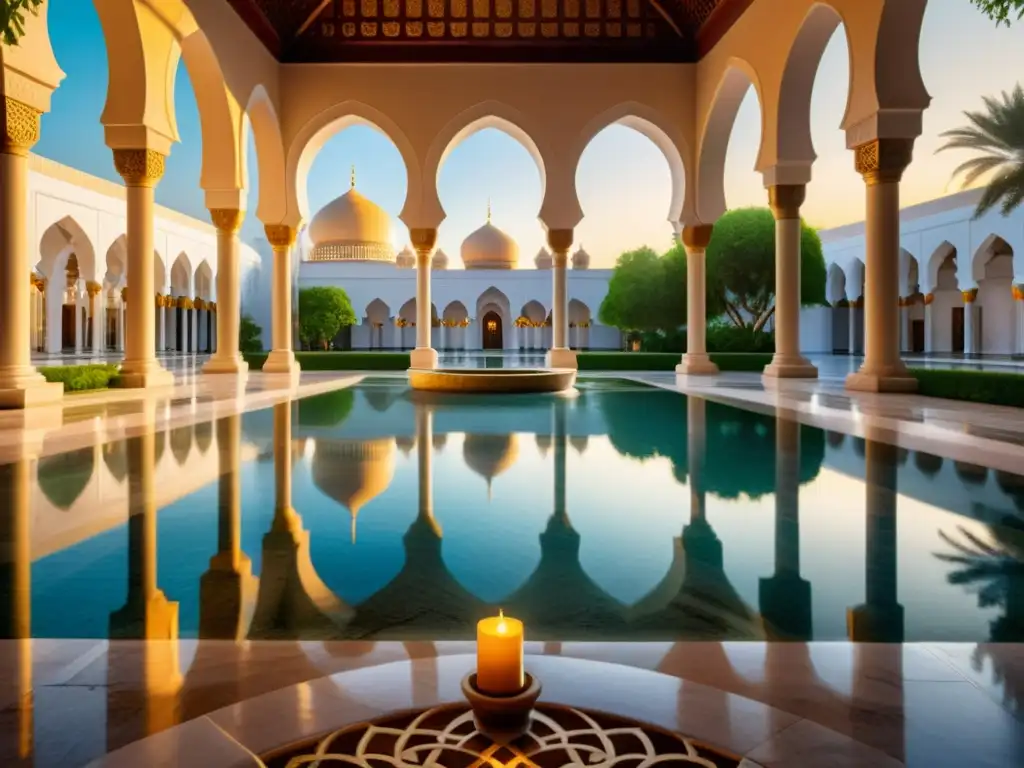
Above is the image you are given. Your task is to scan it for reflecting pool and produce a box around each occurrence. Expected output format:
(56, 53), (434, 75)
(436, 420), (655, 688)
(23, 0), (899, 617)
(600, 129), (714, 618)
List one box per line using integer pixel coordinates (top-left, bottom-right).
(5, 378), (1024, 643)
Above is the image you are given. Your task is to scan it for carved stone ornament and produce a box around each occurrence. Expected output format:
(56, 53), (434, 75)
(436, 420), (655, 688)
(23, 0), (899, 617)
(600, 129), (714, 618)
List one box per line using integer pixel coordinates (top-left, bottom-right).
(962, 288), (979, 303)
(768, 184), (806, 220)
(113, 149), (166, 187)
(263, 703), (744, 768)
(211, 208), (244, 233)
(681, 224), (713, 251)
(546, 228), (574, 258)
(265, 224), (298, 248)
(410, 227), (438, 253)
(854, 138), (914, 186)
(2, 97), (41, 156)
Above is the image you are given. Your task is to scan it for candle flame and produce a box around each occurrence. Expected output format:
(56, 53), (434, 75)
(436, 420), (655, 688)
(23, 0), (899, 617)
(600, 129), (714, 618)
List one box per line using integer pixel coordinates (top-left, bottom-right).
(497, 608), (506, 634)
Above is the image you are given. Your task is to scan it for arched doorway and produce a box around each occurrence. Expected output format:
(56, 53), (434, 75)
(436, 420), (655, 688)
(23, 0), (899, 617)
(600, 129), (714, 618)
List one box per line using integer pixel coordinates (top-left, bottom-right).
(482, 310), (503, 350)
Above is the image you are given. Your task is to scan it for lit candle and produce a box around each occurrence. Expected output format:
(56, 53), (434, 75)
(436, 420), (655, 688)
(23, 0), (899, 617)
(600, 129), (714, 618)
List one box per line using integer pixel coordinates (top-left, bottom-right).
(476, 609), (524, 695)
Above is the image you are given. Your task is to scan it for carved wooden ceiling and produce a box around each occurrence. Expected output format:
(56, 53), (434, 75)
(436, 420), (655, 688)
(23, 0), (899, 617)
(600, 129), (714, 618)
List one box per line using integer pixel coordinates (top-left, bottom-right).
(226, 0), (750, 62)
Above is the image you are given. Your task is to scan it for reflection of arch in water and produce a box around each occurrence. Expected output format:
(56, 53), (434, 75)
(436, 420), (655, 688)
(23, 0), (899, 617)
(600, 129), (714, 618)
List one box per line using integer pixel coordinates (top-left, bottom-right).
(171, 425), (193, 466)
(955, 461), (988, 486)
(194, 420), (213, 454)
(37, 447), (95, 510)
(915, 451), (943, 477)
(103, 441), (127, 483)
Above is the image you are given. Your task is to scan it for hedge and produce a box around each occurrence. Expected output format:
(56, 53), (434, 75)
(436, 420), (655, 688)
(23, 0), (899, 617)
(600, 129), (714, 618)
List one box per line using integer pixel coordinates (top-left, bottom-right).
(244, 351), (411, 371)
(633, 325), (775, 354)
(577, 352), (775, 372)
(911, 369), (1024, 408)
(38, 363), (120, 392)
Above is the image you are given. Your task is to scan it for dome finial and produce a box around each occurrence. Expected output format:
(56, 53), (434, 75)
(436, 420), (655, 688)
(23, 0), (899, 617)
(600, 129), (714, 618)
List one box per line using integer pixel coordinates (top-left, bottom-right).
(350, 164), (356, 189)
(486, 198), (492, 223)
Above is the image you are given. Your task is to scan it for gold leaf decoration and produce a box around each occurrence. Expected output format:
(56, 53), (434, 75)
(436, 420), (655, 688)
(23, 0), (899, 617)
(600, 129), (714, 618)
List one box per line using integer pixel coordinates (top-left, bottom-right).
(584, 21), (600, 35)
(606, 21), (621, 35)
(407, 0), (423, 15)
(451, 21), (468, 35)
(384, 20), (401, 34)
(607, 0), (620, 16)
(428, 20), (445, 34)
(384, 0), (400, 16)
(541, 0), (556, 17)
(519, 0), (535, 16)
(321, 20), (336, 35)
(541, 20), (557, 35)
(518, 21), (536, 35)
(565, 0), (579, 17)
(495, 21), (513, 35)
(585, 0), (599, 17)
(406, 20), (423, 34)
(343, 0), (356, 14)
(473, 0), (490, 17)
(496, 0), (512, 18)
(343, 21), (357, 35)
(472, 21), (490, 35)
(361, 20), (378, 35)
(428, 0), (444, 17)
(453, 0), (467, 16)
(362, 0), (378, 16)
(564, 21), (579, 35)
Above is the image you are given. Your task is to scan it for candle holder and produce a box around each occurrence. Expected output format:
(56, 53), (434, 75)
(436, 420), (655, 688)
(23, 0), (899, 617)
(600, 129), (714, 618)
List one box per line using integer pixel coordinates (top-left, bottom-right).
(461, 672), (542, 741)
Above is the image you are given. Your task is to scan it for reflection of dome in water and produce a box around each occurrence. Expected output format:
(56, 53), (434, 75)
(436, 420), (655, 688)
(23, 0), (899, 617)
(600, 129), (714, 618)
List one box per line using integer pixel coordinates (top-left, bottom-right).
(433, 432), (448, 452)
(461, 206), (518, 270)
(463, 433), (519, 496)
(395, 435), (416, 456)
(534, 247), (552, 270)
(307, 170), (394, 264)
(432, 249), (449, 270)
(535, 433), (552, 457)
(570, 435), (589, 455)
(312, 438), (396, 543)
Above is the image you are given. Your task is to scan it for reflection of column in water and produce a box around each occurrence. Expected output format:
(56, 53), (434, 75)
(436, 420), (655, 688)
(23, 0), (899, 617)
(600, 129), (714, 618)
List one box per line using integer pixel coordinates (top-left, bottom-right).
(199, 412), (256, 640)
(758, 414), (812, 640)
(416, 404), (440, 534)
(687, 397), (707, 523)
(554, 397), (567, 522)
(848, 437), (904, 642)
(0, 455), (33, 761)
(107, 401), (182, 749)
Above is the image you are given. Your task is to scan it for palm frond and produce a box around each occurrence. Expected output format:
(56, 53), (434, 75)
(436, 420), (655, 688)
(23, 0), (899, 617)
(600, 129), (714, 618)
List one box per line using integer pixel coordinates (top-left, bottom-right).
(948, 155), (1010, 188)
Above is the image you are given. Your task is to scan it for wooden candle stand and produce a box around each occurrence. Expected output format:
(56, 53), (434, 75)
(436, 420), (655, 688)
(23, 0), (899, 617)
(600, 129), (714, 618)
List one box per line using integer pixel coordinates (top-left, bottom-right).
(461, 672), (542, 740)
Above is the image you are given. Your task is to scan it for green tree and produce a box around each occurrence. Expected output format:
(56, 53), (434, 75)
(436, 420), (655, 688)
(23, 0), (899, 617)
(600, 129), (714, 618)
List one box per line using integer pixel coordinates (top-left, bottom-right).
(298, 286), (356, 350)
(937, 84), (1024, 218)
(598, 246), (685, 333)
(1, 0), (43, 46)
(971, 0), (1024, 25)
(705, 207), (826, 331)
(239, 313), (263, 352)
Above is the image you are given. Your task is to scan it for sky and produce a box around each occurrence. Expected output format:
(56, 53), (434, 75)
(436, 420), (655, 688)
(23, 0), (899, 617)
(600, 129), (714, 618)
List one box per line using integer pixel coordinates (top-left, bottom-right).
(35, 0), (1024, 269)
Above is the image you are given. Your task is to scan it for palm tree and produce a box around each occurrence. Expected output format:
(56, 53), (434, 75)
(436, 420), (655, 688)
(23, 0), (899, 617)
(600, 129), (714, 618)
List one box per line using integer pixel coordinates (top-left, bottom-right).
(1, 0), (44, 46)
(937, 83), (1024, 218)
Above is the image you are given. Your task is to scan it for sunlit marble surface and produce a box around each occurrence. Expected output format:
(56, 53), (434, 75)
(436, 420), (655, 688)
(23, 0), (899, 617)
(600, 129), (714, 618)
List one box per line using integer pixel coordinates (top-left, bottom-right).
(1, 639), (1021, 767)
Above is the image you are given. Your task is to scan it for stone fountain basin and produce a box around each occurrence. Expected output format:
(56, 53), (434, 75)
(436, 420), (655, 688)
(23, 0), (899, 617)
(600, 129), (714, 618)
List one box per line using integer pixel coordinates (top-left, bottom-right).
(407, 368), (577, 394)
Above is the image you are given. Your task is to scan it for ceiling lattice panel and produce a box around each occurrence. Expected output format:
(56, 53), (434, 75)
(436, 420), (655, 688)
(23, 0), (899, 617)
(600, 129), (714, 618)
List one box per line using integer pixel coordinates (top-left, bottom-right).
(227, 0), (737, 62)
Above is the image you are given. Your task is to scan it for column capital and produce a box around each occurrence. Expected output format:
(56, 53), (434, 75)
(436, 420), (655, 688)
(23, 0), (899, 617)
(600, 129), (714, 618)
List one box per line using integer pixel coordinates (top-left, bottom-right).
(854, 138), (914, 186)
(2, 96), (41, 156)
(265, 224), (297, 248)
(923, 292), (935, 306)
(681, 224), (714, 251)
(210, 208), (243, 233)
(1013, 285), (1024, 301)
(546, 228), (574, 255)
(113, 148), (166, 187)
(86, 281), (102, 297)
(409, 227), (438, 255)
(121, 286), (128, 303)
(962, 288), (978, 303)
(767, 184), (806, 220)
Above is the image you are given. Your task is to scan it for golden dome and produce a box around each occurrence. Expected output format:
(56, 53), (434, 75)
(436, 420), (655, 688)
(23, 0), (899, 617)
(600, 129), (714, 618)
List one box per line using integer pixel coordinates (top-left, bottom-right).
(534, 247), (552, 270)
(463, 433), (519, 497)
(312, 438), (395, 543)
(432, 249), (449, 270)
(396, 245), (415, 269)
(461, 204), (518, 270)
(572, 245), (591, 270)
(307, 169), (394, 263)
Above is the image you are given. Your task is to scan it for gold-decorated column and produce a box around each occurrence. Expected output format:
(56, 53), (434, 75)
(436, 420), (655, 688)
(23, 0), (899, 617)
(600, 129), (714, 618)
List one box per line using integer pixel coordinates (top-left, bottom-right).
(764, 186), (817, 379)
(114, 149), (174, 388)
(263, 225), (300, 376)
(846, 139), (917, 393)
(545, 228), (577, 369)
(0, 97), (62, 407)
(676, 225), (718, 375)
(410, 228), (438, 370)
(204, 209), (248, 375)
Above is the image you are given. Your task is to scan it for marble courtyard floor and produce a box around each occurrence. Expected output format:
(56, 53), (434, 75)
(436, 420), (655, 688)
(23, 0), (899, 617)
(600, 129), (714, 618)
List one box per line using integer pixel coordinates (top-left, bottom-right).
(2, 360), (1024, 767)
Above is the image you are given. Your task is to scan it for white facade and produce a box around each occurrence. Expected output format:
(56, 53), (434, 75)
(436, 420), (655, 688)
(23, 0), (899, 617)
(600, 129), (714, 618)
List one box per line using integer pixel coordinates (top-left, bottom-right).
(27, 154), (260, 355)
(821, 189), (1024, 356)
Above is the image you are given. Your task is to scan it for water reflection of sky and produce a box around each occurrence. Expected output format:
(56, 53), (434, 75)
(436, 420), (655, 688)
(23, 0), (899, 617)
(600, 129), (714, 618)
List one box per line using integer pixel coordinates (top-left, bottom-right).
(24, 382), (1023, 641)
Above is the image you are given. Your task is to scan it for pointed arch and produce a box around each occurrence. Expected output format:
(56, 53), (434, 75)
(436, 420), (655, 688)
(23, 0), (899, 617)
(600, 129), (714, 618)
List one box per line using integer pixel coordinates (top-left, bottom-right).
(245, 84), (287, 225)
(442, 300), (469, 322)
(365, 298), (391, 324)
(826, 262), (847, 305)
(926, 241), (957, 294)
(520, 300), (547, 323)
(170, 253), (192, 295)
(37, 216), (96, 281)
(194, 259), (214, 298)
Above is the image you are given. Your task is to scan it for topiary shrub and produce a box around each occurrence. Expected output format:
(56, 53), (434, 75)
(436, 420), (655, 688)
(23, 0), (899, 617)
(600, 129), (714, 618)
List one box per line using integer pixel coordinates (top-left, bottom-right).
(38, 364), (120, 392)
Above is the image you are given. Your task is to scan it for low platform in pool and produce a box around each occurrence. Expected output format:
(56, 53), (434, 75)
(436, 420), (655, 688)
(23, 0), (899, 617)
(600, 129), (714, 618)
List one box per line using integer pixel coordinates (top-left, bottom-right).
(408, 367), (577, 393)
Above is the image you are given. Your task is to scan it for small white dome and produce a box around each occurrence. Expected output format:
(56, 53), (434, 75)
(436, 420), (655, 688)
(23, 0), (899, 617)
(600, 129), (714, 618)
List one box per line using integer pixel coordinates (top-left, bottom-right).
(307, 170), (394, 263)
(432, 249), (449, 270)
(572, 245), (591, 270)
(396, 245), (415, 269)
(534, 247), (552, 270)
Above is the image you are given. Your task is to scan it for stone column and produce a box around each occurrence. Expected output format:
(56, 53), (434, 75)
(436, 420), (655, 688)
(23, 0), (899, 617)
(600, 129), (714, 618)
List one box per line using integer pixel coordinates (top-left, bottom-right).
(204, 210), (248, 375)
(113, 150), (173, 388)
(847, 299), (859, 354)
(923, 294), (934, 354)
(847, 436), (904, 642)
(116, 294), (125, 352)
(758, 414), (812, 639)
(410, 228), (438, 369)
(274, 401), (293, 518)
(676, 224), (718, 375)
(191, 305), (199, 354)
(263, 225), (300, 376)
(846, 139), (917, 392)
(74, 292), (83, 354)
(962, 288), (978, 355)
(392, 321), (401, 350)
(158, 298), (167, 353)
(1014, 286), (1024, 356)
(764, 185), (817, 378)
(416, 402), (438, 533)
(546, 229), (577, 369)
(87, 282), (103, 355)
(898, 298), (910, 353)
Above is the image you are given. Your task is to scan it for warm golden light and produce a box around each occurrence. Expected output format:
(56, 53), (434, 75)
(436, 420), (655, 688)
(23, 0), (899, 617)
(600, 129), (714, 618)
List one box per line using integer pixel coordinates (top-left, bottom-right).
(476, 608), (524, 695)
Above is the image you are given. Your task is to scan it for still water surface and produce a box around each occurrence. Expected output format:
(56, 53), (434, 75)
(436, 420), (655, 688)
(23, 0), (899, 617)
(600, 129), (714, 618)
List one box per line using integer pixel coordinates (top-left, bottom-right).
(14, 378), (1024, 643)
